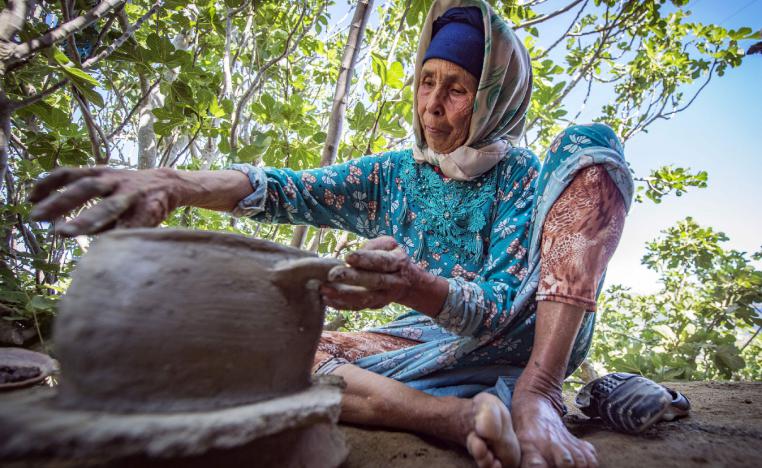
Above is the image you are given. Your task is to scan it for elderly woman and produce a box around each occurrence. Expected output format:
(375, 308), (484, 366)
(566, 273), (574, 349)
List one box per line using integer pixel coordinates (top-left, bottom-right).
(30, 1), (633, 467)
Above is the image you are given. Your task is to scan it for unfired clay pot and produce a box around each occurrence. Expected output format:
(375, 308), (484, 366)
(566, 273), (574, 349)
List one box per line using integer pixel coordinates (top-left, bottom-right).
(53, 228), (342, 413)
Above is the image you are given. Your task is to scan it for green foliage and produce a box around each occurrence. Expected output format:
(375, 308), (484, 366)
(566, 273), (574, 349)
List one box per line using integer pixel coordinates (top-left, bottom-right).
(635, 165), (708, 203)
(591, 218), (762, 381)
(1, 0), (758, 364)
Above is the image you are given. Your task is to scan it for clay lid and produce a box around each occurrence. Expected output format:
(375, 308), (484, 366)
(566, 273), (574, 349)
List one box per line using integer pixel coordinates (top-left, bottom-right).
(52, 228), (342, 414)
(0, 347), (58, 391)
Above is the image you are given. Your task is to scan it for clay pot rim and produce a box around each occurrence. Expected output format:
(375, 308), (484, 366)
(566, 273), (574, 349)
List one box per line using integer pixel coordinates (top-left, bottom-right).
(0, 347), (58, 391)
(102, 228), (316, 258)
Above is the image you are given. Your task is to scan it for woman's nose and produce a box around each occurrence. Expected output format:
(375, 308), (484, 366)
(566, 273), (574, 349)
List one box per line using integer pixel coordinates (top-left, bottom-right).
(426, 86), (446, 116)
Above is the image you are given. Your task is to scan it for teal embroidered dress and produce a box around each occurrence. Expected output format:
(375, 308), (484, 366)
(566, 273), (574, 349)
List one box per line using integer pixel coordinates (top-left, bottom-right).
(232, 123), (634, 407)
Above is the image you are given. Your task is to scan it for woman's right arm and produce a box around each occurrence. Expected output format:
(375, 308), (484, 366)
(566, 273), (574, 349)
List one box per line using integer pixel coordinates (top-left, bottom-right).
(227, 152), (392, 237)
(30, 152), (394, 238)
(29, 167), (253, 236)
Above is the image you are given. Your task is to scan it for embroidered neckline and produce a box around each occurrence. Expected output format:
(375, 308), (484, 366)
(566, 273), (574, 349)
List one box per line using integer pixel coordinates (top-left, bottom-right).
(396, 150), (499, 263)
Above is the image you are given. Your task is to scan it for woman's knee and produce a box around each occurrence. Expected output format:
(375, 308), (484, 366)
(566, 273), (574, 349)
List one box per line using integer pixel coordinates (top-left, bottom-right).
(546, 123), (623, 168)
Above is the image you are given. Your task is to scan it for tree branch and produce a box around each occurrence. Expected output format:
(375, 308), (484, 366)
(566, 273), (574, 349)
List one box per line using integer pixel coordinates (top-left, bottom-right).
(89, 7), (122, 58)
(230, 1), (318, 152)
(72, 89), (110, 164)
(739, 325), (761, 352)
(0, 0), (29, 42)
(514, 0), (584, 30)
(320, 0), (372, 167)
(291, 0), (372, 249)
(106, 79), (160, 141)
(526, 6), (614, 132)
(168, 125), (202, 168)
(0, 89), (11, 193)
(533, 0), (588, 60)
(9, 80), (67, 110)
(4, 0), (127, 65)
(81, 0), (163, 69)
(623, 56), (718, 141)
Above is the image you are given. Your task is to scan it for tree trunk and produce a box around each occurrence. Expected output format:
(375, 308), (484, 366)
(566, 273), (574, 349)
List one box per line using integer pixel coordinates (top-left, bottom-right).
(0, 92), (10, 193)
(291, 0), (373, 249)
(0, 0), (29, 189)
(136, 75), (160, 169)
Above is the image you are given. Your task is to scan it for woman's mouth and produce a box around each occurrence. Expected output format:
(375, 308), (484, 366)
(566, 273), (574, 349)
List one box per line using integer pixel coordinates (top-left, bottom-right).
(425, 125), (447, 135)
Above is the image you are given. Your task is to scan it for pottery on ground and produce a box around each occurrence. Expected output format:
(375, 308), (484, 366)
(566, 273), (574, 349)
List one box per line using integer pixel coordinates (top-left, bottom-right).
(53, 228), (342, 413)
(0, 347), (58, 391)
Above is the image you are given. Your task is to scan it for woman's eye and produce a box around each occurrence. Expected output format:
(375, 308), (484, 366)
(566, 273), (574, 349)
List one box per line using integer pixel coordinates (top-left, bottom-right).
(451, 88), (465, 95)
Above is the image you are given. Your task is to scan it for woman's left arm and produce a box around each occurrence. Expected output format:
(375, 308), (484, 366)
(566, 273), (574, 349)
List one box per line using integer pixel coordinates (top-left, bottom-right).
(322, 150), (540, 335)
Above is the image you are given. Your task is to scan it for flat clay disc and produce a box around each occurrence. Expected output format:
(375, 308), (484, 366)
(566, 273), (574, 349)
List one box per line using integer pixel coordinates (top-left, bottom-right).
(0, 378), (342, 463)
(0, 347), (58, 391)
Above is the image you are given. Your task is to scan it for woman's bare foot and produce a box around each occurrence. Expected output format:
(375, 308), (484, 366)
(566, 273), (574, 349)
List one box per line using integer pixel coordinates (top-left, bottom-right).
(512, 394), (598, 468)
(463, 393), (521, 468)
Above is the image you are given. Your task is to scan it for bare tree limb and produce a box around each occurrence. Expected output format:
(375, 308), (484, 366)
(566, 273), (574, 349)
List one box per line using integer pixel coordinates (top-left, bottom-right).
(740, 325), (761, 352)
(533, 0), (588, 60)
(230, 1), (318, 152)
(2, 0), (127, 66)
(89, 7), (123, 58)
(9, 80), (67, 110)
(514, 0), (584, 30)
(569, 75), (593, 124)
(0, 0), (29, 41)
(320, 0), (372, 167)
(223, 8), (234, 98)
(107, 79), (160, 141)
(291, 0), (373, 249)
(526, 6), (614, 132)
(81, 0), (164, 69)
(0, 89), (11, 193)
(6, 1), (156, 112)
(72, 89), (110, 164)
(168, 125), (202, 168)
(622, 58), (718, 141)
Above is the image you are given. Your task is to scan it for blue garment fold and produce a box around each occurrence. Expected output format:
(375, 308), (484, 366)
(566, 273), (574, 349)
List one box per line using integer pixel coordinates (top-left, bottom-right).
(357, 123), (633, 407)
(231, 123), (634, 408)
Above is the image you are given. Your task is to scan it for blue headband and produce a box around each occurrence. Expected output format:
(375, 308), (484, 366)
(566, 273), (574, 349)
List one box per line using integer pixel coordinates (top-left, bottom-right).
(423, 7), (485, 80)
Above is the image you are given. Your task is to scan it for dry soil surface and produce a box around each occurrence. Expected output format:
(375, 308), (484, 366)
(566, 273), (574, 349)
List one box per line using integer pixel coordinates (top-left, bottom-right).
(340, 381), (762, 468)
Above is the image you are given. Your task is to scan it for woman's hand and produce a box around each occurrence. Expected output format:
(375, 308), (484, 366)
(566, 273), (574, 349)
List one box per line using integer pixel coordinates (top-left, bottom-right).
(29, 166), (252, 237)
(320, 236), (449, 315)
(29, 167), (184, 236)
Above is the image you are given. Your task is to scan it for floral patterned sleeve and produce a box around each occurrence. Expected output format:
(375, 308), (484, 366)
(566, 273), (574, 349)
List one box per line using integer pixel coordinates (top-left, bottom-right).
(229, 153), (393, 238)
(434, 149), (540, 339)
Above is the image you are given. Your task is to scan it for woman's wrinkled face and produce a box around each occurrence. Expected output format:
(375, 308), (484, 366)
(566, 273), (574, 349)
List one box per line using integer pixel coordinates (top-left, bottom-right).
(417, 58), (478, 154)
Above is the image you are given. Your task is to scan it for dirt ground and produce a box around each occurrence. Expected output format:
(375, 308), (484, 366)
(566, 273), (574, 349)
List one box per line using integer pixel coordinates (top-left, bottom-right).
(340, 381), (762, 468)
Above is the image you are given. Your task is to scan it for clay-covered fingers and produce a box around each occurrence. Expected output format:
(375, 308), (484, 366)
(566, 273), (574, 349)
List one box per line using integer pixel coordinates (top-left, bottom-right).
(346, 246), (408, 273)
(327, 265), (405, 291)
(358, 235), (400, 251)
(57, 193), (139, 237)
(28, 167), (108, 204)
(115, 193), (171, 229)
(30, 176), (117, 221)
(320, 284), (387, 310)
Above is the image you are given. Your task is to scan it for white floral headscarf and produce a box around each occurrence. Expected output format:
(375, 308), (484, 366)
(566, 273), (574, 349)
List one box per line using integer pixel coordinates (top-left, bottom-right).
(412, 0), (533, 180)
